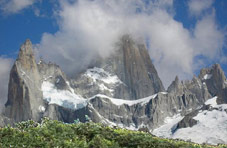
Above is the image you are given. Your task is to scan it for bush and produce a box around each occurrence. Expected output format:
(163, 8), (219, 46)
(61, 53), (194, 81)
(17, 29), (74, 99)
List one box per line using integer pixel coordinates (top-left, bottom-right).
(0, 119), (226, 148)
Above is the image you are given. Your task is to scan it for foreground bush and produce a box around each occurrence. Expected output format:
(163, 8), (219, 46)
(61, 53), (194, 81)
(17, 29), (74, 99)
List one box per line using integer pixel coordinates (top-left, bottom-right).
(0, 118), (226, 148)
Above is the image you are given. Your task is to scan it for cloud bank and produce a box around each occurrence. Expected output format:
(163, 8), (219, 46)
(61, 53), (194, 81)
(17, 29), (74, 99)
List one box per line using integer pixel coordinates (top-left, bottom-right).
(37, 0), (226, 88)
(0, 0), (36, 14)
(0, 57), (13, 113)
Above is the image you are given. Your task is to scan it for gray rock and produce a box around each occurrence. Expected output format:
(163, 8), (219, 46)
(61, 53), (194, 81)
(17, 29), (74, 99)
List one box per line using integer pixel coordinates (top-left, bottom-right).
(199, 64), (227, 104)
(4, 39), (44, 122)
(199, 64), (227, 96)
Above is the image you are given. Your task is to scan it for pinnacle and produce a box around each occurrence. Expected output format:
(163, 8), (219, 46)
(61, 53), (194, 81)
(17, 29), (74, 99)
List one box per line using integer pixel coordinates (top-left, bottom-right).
(18, 39), (34, 60)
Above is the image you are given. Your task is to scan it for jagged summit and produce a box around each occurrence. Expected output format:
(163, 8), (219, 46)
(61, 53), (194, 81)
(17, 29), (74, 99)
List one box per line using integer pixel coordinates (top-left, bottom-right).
(72, 35), (165, 100)
(18, 39), (33, 59)
(199, 63), (227, 96)
(108, 35), (165, 98)
(17, 39), (37, 71)
(4, 39), (43, 122)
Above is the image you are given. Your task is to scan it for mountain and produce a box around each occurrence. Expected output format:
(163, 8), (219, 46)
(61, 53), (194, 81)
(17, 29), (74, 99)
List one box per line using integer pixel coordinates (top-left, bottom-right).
(0, 36), (227, 145)
(5, 40), (44, 123)
(72, 35), (165, 99)
(153, 64), (227, 145)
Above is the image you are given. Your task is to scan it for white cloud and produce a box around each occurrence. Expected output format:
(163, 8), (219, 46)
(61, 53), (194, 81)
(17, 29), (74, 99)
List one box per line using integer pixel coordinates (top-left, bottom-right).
(0, 57), (13, 113)
(188, 0), (214, 16)
(37, 0), (226, 88)
(0, 0), (36, 14)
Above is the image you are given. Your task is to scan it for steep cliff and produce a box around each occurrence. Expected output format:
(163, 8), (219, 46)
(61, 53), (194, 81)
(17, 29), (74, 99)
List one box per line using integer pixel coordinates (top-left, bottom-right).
(4, 40), (44, 122)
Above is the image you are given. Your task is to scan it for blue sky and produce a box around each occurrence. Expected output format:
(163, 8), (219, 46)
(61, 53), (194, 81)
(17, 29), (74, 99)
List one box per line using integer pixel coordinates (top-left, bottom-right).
(0, 0), (226, 88)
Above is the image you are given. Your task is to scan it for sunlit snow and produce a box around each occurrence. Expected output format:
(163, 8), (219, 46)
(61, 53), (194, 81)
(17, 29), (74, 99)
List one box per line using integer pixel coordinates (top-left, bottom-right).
(42, 81), (87, 110)
(85, 67), (122, 84)
(94, 94), (157, 106)
(153, 97), (227, 145)
(203, 74), (212, 80)
(84, 67), (123, 93)
(152, 114), (183, 137)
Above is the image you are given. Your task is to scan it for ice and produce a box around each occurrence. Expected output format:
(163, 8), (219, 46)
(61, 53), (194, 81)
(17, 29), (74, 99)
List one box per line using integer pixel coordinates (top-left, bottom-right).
(42, 81), (87, 110)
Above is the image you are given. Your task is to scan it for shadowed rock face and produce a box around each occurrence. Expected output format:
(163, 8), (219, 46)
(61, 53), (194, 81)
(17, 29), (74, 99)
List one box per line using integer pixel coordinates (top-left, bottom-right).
(108, 35), (165, 99)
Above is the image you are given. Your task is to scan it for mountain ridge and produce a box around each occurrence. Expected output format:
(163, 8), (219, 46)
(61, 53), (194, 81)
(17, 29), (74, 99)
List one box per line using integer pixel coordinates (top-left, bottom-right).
(0, 36), (227, 145)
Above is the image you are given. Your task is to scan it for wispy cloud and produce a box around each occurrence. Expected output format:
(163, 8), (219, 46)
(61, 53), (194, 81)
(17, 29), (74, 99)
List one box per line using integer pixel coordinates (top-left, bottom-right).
(0, 57), (13, 113)
(36, 0), (225, 88)
(0, 0), (36, 14)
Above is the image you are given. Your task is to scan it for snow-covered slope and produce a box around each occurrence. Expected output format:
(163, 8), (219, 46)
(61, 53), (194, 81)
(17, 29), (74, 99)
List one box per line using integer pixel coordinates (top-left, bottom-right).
(152, 97), (227, 145)
(42, 81), (87, 110)
(93, 94), (157, 106)
(84, 67), (123, 94)
(42, 79), (158, 110)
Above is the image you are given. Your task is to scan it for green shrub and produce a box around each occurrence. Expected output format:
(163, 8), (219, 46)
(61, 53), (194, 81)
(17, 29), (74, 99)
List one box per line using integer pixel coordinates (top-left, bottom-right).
(0, 119), (226, 148)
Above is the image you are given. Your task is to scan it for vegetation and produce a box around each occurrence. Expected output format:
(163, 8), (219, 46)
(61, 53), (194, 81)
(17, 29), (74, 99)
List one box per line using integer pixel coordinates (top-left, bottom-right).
(0, 118), (226, 148)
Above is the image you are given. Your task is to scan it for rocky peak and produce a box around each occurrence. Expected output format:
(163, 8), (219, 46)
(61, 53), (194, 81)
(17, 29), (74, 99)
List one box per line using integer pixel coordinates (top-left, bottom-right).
(118, 35), (165, 97)
(167, 76), (182, 94)
(4, 39), (43, 122)
(17, 39), (37, 71)
(19, 39), (33, 57)
(100, 35), (165, 99)
(199, 64), (227, 96)
(168, 74), (211, 104)
(72, 35), (165, 100)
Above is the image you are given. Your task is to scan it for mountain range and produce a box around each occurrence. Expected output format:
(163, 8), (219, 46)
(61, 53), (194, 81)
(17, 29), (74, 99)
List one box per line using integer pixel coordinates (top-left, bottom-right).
(0, 35), (227, 145)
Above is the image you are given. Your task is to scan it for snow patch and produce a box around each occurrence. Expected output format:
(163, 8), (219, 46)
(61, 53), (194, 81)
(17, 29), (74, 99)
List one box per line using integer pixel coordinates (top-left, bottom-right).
(160, 92), (168, 95)
(93, 94), (157, 106)
(42, 81), (87, 110)
(203, 74), (212, 80)
(38, 105), (45, 112)
(84, 67), (123, 93)
(205, 96), (218, 106)
(85, 67), (122, 84)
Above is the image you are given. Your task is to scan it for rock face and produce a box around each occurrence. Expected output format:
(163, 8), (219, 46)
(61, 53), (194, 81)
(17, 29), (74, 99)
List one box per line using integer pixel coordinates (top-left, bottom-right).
(168, 75), (211, 106)
(103, 35), (165, 99)
(4, 40), (44, 122)
(87, 92), (201, 130)
(198, 64), (227, 104)
(199, 64), (227, 95)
